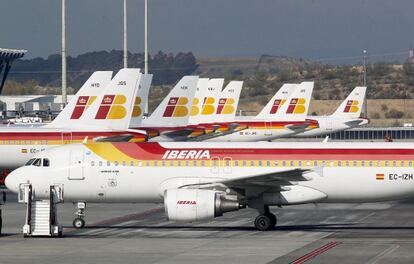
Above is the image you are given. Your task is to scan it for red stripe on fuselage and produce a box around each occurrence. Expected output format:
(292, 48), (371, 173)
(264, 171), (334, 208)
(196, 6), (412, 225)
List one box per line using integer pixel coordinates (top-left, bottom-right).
(108, 142), (414, 160)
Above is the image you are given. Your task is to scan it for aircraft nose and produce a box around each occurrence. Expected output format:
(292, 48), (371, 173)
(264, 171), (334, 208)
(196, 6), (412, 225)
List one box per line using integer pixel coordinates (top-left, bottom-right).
(5, 168), (23, 193)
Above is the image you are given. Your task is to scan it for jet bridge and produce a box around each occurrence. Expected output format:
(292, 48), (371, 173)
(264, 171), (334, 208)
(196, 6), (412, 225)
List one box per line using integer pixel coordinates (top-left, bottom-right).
(18, 184), (63, 237)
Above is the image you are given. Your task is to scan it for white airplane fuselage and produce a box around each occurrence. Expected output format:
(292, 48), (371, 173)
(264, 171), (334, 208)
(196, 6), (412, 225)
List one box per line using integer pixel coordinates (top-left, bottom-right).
(293, 116), (369, 137)
(6, 142), (414, 205)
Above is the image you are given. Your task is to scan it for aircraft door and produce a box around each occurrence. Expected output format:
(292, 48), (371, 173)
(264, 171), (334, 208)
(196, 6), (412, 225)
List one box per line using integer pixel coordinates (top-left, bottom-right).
(223, 157), (232, 174)
(264, 122), (272, 136)
(68, 150), (85, 180)
(326, 119), (333, 131)
(62, 132), (72, 144)
(210, 157), (220, 174)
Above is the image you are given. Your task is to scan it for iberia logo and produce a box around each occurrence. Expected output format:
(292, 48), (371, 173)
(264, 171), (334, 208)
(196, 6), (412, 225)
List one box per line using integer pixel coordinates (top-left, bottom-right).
(286, 98), (306, 114)
(376, 173), (385, 180)
(191, 98), (200, 116)
(201, 97), (215, 115)
(132, 97), (143, 117)
(95, 94), (127, 119)
(163, 97), (189, 117)
(344, 100), (359, 113)
(70, 96), (97, 119)
(216, 98), (236, 115)
(269, 99), (286, 114)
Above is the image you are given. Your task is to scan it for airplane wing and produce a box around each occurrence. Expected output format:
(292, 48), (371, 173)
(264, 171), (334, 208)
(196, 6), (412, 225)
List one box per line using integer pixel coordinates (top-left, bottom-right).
(344, 119), (364, 127)
(186, 123), (248, 142)
(285, 123), (311, 132)
(180, 168), (319, 190)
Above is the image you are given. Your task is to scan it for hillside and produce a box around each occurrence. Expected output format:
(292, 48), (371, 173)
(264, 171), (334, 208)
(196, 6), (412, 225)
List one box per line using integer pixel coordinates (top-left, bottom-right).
(4, 52), (414, 126)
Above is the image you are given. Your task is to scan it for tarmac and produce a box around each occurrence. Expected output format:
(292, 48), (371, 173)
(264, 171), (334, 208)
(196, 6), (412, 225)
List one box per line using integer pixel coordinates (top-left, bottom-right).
(1, 191), (414, 264)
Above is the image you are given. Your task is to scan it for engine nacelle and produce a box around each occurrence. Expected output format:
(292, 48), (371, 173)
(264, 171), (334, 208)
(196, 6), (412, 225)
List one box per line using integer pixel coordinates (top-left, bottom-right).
(164, 189), (241, 222)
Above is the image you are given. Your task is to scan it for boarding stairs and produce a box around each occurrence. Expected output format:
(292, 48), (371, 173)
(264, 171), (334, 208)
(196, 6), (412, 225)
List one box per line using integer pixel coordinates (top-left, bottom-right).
(18, 184), (63, 237)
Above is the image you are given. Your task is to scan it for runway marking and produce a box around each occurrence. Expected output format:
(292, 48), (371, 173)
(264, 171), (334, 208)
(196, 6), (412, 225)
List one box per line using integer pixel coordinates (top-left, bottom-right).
(366, 244), (400, 264)
(289, 241), (341, 264)
(356, 212), (376, 223)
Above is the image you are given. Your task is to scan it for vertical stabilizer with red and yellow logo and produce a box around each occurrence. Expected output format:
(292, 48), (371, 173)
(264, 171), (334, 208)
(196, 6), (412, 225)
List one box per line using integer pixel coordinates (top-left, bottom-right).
(129, 74), (153, 128)
(215, 81), (243, 122)
(193, 78), (224, 125)
(143, 76), (199, 127)
(331, 86), (366, 118)
(70, 68), (142, 130)
(188, 78), (209, 125)
(254, 83), (298, 120)
(46, 71), (113, 128)
(274, 82), (314, 121)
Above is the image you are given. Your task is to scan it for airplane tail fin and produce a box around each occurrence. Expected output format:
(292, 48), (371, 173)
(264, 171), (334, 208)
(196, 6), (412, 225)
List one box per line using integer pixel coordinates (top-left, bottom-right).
(215, 81), (243, 122)
(275, 81), (314, 121)
(129, 74), (153, 128)
(195, 78), (224, 124)
(331, 87), (367, 118)
(254, 83), (297, 120)
(188, 78), (209, 125)
(72, 68), (142, 130)
(46, 71), (113, 128)
(144, 76), (199, 127)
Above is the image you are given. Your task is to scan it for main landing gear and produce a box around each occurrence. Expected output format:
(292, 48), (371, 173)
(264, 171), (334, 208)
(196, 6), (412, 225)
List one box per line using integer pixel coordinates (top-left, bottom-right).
(254, 212), (277, 231)
(73, 202), (86, 229)
(249, 200), (277, 231)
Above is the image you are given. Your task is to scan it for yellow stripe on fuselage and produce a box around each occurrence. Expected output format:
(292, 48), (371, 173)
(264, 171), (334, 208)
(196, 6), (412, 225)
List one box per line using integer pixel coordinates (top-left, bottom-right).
(85, 143), (136, 162)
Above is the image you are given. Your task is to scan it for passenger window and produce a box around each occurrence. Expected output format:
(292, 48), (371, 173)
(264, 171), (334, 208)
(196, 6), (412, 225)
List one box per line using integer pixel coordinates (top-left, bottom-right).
(99, 161), (103, 167)
(91, 161), (95, 167)
(43, 158), (50, 167)
(33, 158), (41, 167)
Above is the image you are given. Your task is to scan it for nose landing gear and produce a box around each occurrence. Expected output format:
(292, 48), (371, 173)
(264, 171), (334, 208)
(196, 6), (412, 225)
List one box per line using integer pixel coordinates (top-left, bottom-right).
(73, 202), (86, 229)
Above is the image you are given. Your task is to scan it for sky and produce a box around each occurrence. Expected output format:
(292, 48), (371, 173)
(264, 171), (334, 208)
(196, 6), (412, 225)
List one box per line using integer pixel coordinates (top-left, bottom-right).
(1, 0), (414, 62)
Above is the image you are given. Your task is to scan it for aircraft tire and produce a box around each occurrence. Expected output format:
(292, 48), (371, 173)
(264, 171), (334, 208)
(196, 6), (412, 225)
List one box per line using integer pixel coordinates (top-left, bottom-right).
(268, 213), (277, 228)
(73, 218), (85, 229)
(254, 214), (274, 231)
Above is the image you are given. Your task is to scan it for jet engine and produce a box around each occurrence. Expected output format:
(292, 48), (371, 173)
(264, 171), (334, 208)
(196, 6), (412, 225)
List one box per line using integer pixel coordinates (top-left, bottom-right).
(164, 189), (242, 222)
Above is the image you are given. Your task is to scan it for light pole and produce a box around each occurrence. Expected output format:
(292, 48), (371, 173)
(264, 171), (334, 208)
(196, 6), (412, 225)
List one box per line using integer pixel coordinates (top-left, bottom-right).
(144, 0), (148, 74)
(363, 49), (367, 118)
(144, 0), (149, 114)
(123, 0), (128, 68)
(61, 0), (67, 106)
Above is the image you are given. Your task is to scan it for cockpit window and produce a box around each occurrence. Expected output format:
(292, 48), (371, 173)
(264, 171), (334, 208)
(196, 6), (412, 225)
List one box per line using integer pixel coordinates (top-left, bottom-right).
(43, 158), (50, 167)
(25, 158), (36, 166)
(33, 158), (41, 167)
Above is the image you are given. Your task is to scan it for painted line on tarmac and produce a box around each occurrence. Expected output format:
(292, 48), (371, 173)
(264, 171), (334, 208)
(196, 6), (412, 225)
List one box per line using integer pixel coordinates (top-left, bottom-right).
(366, 244), (400, 264)
(64, 207), (164, 234)
(289, 241), (341, 264)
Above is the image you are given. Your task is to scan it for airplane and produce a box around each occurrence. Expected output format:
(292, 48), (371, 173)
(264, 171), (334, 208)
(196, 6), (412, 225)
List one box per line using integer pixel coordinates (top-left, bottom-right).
(6, 141), (414, 230)
(0, 68), (149, 170)
(204, 82), (319, 141)
(293, 86), (369, 137)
